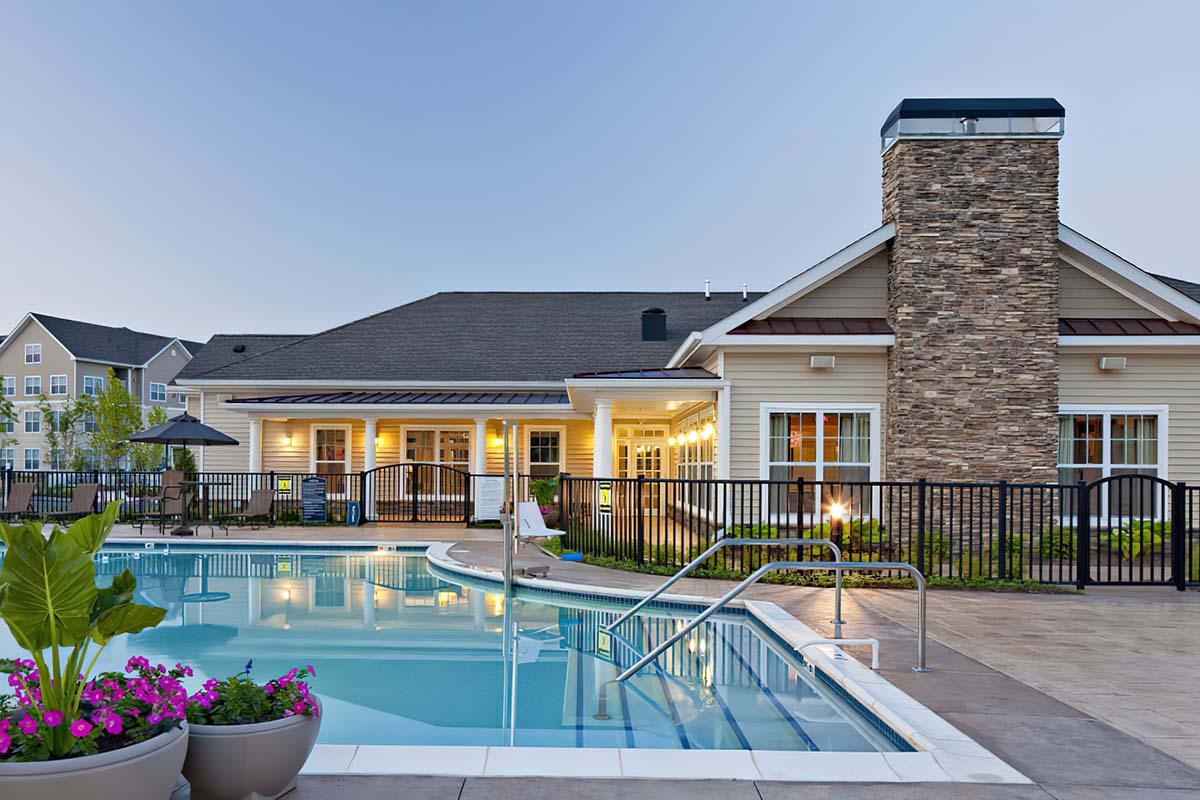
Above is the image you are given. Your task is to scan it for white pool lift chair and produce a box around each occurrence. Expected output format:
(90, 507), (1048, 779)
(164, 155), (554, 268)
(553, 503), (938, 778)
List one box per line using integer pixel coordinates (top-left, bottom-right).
(514, 502), (564, 576)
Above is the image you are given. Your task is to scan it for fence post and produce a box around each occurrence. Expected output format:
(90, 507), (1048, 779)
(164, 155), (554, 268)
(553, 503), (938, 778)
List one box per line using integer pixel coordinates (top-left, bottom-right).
(557, 473), (569, 543)
(1172, 481), (1187, 592)
(410, 465), (419, 523)
(796, 475), (805, 536)
(1076, 480), (1089, 591)
(997, 479), (1008, 581)
(635, 475), (645, 565)
(916, 478), (927, 577)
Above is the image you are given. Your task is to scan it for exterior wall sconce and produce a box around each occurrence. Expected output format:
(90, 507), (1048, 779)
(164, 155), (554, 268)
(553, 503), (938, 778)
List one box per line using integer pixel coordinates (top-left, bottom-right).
(701, 422), (715, 439)
(810, 355), (837, 370)
(667, 436), (677, 446)
(283, 433), (294, 448)
(1099, 356), (1127, 371)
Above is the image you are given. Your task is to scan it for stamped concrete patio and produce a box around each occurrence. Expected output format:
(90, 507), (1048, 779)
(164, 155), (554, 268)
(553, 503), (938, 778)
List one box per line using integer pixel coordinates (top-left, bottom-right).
(107, 523), (1200, 797)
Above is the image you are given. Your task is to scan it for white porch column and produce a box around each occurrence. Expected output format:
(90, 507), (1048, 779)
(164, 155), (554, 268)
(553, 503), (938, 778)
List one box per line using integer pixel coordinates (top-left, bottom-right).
(248, 418), (263, 473)
(717, 385), (731, 480)
(363, 418), (377, 519)
(473, 418), (488, 475)
(592, 399), (613, 478)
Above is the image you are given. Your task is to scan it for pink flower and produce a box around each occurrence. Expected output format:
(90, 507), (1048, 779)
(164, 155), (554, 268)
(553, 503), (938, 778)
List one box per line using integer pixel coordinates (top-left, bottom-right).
(147, 712), (163, 725)
(105, 714), (123, 735)
(306, 664), (317, 677)
(264, 683), (275, 695)
(292, 701), (307, 715)
(70, 719), (93, 738)
(0, 731), (10, 754)
(43, 710), (64, 727)
(18, 716), (39, 735)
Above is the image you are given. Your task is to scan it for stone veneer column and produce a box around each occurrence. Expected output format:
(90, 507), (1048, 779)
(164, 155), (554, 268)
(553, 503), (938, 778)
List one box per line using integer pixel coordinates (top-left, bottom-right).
(883, 138), (1060, 483)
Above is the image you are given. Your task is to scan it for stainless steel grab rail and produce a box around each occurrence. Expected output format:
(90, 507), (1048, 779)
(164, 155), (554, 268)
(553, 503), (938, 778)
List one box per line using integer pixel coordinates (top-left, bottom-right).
(603, 537), (844, 634)
(615, 560), (930, 681)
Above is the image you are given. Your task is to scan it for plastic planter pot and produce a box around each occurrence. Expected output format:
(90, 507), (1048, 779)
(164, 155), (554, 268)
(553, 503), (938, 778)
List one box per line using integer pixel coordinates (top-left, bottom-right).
(0, 723), (188, 800)
(182, 695), (322, 800)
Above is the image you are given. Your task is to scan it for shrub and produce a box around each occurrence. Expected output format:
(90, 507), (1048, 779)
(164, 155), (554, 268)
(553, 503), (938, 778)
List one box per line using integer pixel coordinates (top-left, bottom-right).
(529, 476), (559, 509)
(1039, 526), (1076, 559)
(989, 533), (1025, 579)
(186, 663), (318, 726)
(1106, 521), (1168, 560)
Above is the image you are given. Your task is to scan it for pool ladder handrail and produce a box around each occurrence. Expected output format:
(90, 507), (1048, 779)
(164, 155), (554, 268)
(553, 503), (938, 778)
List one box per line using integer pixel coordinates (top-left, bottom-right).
(614, 560), (930, 681)
(602, 536), (846, 634)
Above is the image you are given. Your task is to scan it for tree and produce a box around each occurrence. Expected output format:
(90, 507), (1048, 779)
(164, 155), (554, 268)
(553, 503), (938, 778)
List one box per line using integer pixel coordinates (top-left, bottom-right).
(82, 368), (143, 470)
(37, 394), (89, 470)
(130, 406), (169, 471)
(0, 374), (15, 451)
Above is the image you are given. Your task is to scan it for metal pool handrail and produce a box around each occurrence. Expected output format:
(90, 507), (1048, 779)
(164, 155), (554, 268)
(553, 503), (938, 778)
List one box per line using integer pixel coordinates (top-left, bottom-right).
(615, 560), (930, 681)
(603, 537), (844, 634)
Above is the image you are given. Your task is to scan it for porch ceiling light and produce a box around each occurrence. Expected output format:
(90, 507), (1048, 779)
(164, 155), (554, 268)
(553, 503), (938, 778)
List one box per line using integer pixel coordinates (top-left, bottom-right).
(702, 422), (715, 437)
(668, 436), (677, 446)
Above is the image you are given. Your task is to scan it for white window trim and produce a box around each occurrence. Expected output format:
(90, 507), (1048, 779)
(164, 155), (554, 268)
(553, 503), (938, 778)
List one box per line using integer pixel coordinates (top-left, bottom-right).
(398, 424), (472, 467)
(24, 376), (41, 397)
(49, 374), (68, 396)
(1057, 404), (1169, 481)
(309, 423), (353, 474)
(24, 410), (41, 433)
(524, 425), (567, 475)
(1, 376), (13, 397)
(24, 343), (41, 364)
(24, 448), (40, 470)
(758, 403), (882, 482)
(149, 382), (168, 402)
(83, 375), (105, 396)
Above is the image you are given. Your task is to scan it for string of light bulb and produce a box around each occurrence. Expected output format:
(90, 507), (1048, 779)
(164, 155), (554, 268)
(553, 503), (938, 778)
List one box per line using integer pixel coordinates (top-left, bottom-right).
(667, 421), (716, 447)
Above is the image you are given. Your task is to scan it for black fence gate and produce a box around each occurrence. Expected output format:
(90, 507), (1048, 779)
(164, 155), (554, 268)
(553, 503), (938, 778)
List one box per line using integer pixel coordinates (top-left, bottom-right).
(365, 462), (471, 524)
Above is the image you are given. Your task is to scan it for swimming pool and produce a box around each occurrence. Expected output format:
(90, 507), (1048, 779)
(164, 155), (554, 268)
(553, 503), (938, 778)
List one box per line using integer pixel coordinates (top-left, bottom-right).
(0, 543), (908, 753)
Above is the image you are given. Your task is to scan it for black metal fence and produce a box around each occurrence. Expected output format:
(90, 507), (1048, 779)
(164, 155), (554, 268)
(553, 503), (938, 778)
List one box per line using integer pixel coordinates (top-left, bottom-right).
(560, 474), (1199, 589)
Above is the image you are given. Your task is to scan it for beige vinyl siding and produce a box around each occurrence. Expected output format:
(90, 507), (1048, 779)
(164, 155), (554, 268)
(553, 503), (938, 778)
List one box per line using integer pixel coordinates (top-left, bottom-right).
(722, 350), (888, 479)
(1059, 263), (1157, 318)
(1060, 351), (1200, 482)
(483, 418), (593, 476)
(770, 251), (888, 318)
(199, 393), (252, 471)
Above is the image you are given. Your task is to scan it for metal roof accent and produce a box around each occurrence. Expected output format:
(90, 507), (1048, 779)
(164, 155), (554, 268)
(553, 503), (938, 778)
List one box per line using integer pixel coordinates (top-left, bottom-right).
(729, 318), (894, 336)
(226, 390), (571, 406)
(1059, 318), (1200, 336)
(570, 367), (718, 379)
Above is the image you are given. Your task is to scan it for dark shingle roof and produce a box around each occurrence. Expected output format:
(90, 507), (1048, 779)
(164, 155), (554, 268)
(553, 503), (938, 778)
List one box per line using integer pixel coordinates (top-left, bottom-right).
(1059, 318), (1200, 336)
(178, 334), (309, 379)
(29, 313), (201, 365)
(177, 292), (763, 383)
(1152, 274), (1200, 304)
(227, 390), (569, 406)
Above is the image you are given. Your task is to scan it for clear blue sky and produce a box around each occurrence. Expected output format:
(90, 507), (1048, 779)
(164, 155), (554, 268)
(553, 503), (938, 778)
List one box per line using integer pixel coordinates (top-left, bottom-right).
(2, 2), (1197, 341)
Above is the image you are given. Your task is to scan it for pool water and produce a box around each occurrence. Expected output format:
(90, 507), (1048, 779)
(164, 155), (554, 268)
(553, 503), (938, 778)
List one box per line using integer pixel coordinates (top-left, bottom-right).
(0, 545), (907, 752)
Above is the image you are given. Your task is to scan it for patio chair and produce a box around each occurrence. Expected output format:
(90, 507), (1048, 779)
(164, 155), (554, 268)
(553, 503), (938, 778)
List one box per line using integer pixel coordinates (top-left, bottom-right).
(0, 482), (36, 522)
(222, 488), (275, 534)
(42, 483), (100, 523)
(134, 471), (187, 535)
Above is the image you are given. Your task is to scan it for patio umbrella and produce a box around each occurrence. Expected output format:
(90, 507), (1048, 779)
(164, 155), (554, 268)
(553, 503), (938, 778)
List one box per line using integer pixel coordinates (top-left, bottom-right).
(127, 412), (240, 448)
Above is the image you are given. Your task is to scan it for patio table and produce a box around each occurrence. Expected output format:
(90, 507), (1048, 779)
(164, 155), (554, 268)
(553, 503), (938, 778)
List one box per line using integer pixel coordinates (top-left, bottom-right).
(171, 480), (233, 536)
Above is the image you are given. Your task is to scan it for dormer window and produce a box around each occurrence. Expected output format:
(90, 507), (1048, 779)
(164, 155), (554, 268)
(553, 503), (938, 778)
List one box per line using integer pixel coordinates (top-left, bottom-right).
(24, 343), (41, 364)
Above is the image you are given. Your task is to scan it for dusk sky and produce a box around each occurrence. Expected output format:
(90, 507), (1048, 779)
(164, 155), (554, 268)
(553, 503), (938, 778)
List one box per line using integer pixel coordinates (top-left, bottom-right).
(2, 2), (1197, 342)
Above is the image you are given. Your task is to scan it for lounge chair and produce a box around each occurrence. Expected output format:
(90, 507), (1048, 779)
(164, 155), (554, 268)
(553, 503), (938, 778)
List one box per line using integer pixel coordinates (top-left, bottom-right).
(224, 488), (275, 533)
(43, 483), (99, 522)
(0, 482), (36, 522)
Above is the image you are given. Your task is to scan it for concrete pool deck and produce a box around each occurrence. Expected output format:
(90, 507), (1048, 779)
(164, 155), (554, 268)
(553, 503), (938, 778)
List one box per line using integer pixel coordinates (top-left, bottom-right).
(108, 523), (1200, 796)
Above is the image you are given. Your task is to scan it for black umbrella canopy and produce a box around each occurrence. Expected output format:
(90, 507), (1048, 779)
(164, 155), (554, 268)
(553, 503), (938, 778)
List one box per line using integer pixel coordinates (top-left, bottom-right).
(127, 412), (240, 447)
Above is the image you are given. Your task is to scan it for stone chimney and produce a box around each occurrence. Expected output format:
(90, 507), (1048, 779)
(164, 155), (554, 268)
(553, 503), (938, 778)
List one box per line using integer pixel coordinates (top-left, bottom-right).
(881, 98), (1065, 482)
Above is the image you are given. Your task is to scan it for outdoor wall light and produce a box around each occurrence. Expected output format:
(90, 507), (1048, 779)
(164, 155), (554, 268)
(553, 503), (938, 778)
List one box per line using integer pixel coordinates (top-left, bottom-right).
(702, 422), (715, 437)
(667, 436), (677, 446)
(829, 501), (846, 522)
(687, 430), (699, 443)
(283, 433), (294, 448)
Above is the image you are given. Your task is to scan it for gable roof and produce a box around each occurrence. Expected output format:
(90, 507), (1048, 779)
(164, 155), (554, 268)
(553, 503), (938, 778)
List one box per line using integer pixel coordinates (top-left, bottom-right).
(0, 313), (203, 366)
(176, 292), (761, 384)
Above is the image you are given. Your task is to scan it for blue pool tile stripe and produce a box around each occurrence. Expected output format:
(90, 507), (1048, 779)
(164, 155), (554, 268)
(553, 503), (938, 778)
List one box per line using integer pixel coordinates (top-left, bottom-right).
(690, 637), (752, 750)
(616, 679), (637, 749)
(714, 627), (821, 752)
(643, 619), (692, 750)
(575, 643), (586, 747)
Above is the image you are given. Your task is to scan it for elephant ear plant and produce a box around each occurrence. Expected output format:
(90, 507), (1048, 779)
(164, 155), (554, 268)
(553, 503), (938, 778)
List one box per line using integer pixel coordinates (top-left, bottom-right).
(0, 501), (167, 759)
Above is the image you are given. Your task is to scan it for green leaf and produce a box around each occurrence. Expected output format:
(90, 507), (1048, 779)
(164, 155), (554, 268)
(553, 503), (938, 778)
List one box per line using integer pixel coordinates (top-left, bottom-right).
(65, 500), (122, 555)
(90, 601), (165, 645)
(91, 569), (137, 623)
(0, 527), (95, 650)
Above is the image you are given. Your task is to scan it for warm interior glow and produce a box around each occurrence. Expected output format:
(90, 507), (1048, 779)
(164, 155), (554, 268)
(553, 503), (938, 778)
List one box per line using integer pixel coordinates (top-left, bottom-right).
(700, 427), (712, 440)
(667, 435), (677, 446)
(436, 590), (458, 607)
(282, 433), (293, 447)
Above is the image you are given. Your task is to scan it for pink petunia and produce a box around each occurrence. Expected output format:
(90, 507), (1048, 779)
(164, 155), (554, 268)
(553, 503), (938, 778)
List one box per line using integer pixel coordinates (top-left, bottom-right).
(104, 714), (123, 736)
(264, 683), (275, 695)
(43, 710), (64, 727)
(0, 731), (10, 754)
(70, 719), (93, 738)
(18, 716), (38, 735)
(306, 664), (317, 677)
(292, 701), (306, 715)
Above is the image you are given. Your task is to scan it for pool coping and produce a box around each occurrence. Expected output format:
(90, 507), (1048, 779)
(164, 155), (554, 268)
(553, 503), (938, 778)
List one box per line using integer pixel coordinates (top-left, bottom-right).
(107, 536), (1029, 783)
